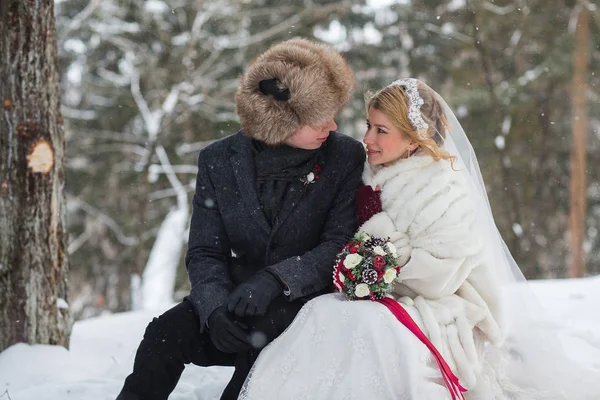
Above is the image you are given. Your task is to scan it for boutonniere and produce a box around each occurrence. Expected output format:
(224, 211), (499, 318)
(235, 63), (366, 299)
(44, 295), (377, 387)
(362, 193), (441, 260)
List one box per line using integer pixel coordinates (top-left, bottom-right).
(300, 164), (321, 186)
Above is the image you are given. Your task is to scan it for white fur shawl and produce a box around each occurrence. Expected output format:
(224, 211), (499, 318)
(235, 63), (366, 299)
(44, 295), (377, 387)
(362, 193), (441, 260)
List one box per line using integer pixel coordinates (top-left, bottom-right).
(360, 152), (504, 388)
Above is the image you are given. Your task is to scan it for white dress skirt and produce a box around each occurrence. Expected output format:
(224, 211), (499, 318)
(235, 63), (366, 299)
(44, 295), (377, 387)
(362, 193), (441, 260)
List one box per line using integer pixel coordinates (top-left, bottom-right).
(238, 293), (452, 400)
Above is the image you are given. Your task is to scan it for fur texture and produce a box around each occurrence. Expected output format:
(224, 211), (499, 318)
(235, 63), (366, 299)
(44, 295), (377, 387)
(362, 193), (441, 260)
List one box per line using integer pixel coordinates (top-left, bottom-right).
(235, 38), (355, 145)
(359, 152), (504, 389)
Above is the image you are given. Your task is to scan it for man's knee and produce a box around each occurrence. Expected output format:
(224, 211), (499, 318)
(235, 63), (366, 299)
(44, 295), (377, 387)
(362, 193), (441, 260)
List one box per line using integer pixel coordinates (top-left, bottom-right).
(245, 297), (303, 347)
(142, 301), (200, 345)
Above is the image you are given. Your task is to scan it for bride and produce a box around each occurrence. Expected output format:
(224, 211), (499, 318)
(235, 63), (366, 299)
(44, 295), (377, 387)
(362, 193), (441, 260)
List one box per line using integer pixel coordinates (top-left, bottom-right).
(238, 79), (599, 400)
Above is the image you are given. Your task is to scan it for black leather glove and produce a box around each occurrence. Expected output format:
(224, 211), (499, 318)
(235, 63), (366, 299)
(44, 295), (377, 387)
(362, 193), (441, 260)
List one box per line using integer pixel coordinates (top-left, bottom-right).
(227, 270), (283, 317)
(207, 306), (250, 353)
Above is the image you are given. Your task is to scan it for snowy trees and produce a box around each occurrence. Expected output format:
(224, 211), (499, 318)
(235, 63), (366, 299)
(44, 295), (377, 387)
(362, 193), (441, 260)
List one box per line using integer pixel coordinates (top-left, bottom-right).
(355, 1), (599, 279)
(0, 0), (71, 351)
(56, 0), (356, 317)
(3, 0), (595, 348)
(47, 0), (599, 318)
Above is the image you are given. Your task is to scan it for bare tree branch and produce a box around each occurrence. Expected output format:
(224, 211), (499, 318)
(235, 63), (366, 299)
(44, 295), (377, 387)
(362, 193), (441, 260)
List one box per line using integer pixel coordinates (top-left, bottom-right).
(423, 23), (474, 45)
(149, 183), (196, 201)
(176, 140), (216, 156)
(208, 2), (352, 51)
(86, 144), (147, 157)
(481, 2), (517, 16)
(59, 0), (102, 40)
(68, 129), (146, 144)
(68, 227), (93, 255)
(125, 52), (157, 138)
(154, 146), (187, 206)
(215, 14), (303, 49)
(68, 196), (138, 246)
(149, 164), (199, 175)
(196, 47), (223, 77)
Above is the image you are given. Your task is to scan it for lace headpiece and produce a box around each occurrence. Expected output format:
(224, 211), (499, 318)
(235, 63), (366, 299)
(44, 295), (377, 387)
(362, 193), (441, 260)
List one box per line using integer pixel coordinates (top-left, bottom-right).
(388, 78), (429, 139)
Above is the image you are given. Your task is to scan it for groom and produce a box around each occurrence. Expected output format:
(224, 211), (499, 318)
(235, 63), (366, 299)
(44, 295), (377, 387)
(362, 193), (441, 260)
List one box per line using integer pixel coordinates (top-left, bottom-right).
(116, 38), (365, 400)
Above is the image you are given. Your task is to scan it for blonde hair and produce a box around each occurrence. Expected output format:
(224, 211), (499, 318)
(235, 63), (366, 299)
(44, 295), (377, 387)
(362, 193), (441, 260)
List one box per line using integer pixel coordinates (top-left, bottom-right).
(365, 82), (456, 165)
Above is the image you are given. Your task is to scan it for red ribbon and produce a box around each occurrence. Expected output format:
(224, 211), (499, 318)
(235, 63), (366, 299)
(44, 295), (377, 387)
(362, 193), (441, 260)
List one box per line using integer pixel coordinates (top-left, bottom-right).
(376, 297), (467, 400)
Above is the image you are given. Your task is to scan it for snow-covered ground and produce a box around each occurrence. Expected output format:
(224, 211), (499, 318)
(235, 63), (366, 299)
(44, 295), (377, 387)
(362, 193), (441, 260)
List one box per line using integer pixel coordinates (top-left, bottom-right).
(1, 276), (600, 400)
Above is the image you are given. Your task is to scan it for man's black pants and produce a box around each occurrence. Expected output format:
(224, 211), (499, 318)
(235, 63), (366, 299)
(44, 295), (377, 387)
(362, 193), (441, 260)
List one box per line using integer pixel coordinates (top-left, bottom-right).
(116, 297), (303, 400)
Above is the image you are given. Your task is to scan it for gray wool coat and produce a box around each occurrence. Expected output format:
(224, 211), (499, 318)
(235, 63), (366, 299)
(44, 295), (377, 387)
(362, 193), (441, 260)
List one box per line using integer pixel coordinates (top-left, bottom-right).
(185, 131), (366, 327)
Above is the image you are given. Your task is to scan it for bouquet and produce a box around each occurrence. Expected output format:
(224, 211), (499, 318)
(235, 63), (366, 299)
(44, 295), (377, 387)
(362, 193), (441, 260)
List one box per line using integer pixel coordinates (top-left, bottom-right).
(333, 231), (401, 301)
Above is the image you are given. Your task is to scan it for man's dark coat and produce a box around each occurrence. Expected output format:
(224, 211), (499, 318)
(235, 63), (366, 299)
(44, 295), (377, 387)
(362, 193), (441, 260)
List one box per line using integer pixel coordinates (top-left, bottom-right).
(185, 131), (366, 327)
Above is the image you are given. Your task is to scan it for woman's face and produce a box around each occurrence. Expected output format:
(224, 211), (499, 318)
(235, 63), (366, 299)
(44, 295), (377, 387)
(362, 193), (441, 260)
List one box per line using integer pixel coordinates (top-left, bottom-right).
(363, 108), (418, 166)
(284, 119), (337, 150)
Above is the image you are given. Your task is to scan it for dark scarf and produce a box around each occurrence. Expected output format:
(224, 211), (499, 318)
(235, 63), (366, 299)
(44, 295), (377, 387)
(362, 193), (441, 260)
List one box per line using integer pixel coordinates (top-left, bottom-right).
(252, 139), (322, 226)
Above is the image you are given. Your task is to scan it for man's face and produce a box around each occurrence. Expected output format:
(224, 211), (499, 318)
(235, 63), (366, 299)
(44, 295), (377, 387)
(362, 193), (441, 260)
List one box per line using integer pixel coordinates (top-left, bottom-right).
(284, 119), (337, 150)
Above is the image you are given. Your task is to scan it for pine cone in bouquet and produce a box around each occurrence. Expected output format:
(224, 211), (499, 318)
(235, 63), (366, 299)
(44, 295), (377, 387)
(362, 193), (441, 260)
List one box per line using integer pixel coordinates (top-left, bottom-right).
(333, 231), (401, 301)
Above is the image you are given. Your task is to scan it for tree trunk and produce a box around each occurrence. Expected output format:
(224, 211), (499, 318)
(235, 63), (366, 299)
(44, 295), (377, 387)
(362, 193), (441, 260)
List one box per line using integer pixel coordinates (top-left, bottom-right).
(569, 4), (589, 278)
(0, 0), (71, 351)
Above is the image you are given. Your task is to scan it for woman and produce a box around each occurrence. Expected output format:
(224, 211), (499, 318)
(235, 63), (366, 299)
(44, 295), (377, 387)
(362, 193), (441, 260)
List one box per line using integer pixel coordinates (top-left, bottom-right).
(238, 79), (597, 400)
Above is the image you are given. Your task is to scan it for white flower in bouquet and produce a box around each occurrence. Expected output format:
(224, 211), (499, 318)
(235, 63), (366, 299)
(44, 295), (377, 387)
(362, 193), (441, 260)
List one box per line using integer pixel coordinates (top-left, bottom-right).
(354, 283), (370, 298)
(373, 246), (386, 256)
(343, 254), (363, 269)
(383, 268), (397, 284)
(386, 242), (397, 257)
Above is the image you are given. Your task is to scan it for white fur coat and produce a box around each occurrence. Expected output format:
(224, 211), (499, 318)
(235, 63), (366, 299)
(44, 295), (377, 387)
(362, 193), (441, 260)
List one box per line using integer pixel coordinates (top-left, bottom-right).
(360, 151), (504, 388)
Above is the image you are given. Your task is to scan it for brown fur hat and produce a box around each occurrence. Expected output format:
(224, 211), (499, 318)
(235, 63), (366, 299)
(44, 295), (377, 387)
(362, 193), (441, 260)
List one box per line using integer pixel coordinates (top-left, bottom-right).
(235, 38), (355, 145)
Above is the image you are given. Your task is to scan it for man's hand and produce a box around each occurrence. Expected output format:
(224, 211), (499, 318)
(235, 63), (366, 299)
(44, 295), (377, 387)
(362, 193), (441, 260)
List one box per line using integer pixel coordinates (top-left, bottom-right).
(207, 306), (250, 353)
(227, 270), (283, 317)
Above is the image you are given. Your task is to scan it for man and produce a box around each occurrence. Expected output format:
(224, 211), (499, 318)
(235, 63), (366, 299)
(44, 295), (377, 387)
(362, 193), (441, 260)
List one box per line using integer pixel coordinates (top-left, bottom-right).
(116, 38), (365, 400)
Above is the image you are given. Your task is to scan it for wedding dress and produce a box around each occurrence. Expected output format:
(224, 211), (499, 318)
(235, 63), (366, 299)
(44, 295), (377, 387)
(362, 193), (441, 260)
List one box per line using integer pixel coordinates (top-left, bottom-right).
(239, 293), (452, 400)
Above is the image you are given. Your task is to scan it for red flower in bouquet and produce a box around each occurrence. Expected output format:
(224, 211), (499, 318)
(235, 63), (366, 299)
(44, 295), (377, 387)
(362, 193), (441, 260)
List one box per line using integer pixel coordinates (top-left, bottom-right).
(373, 255), (386, 271)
